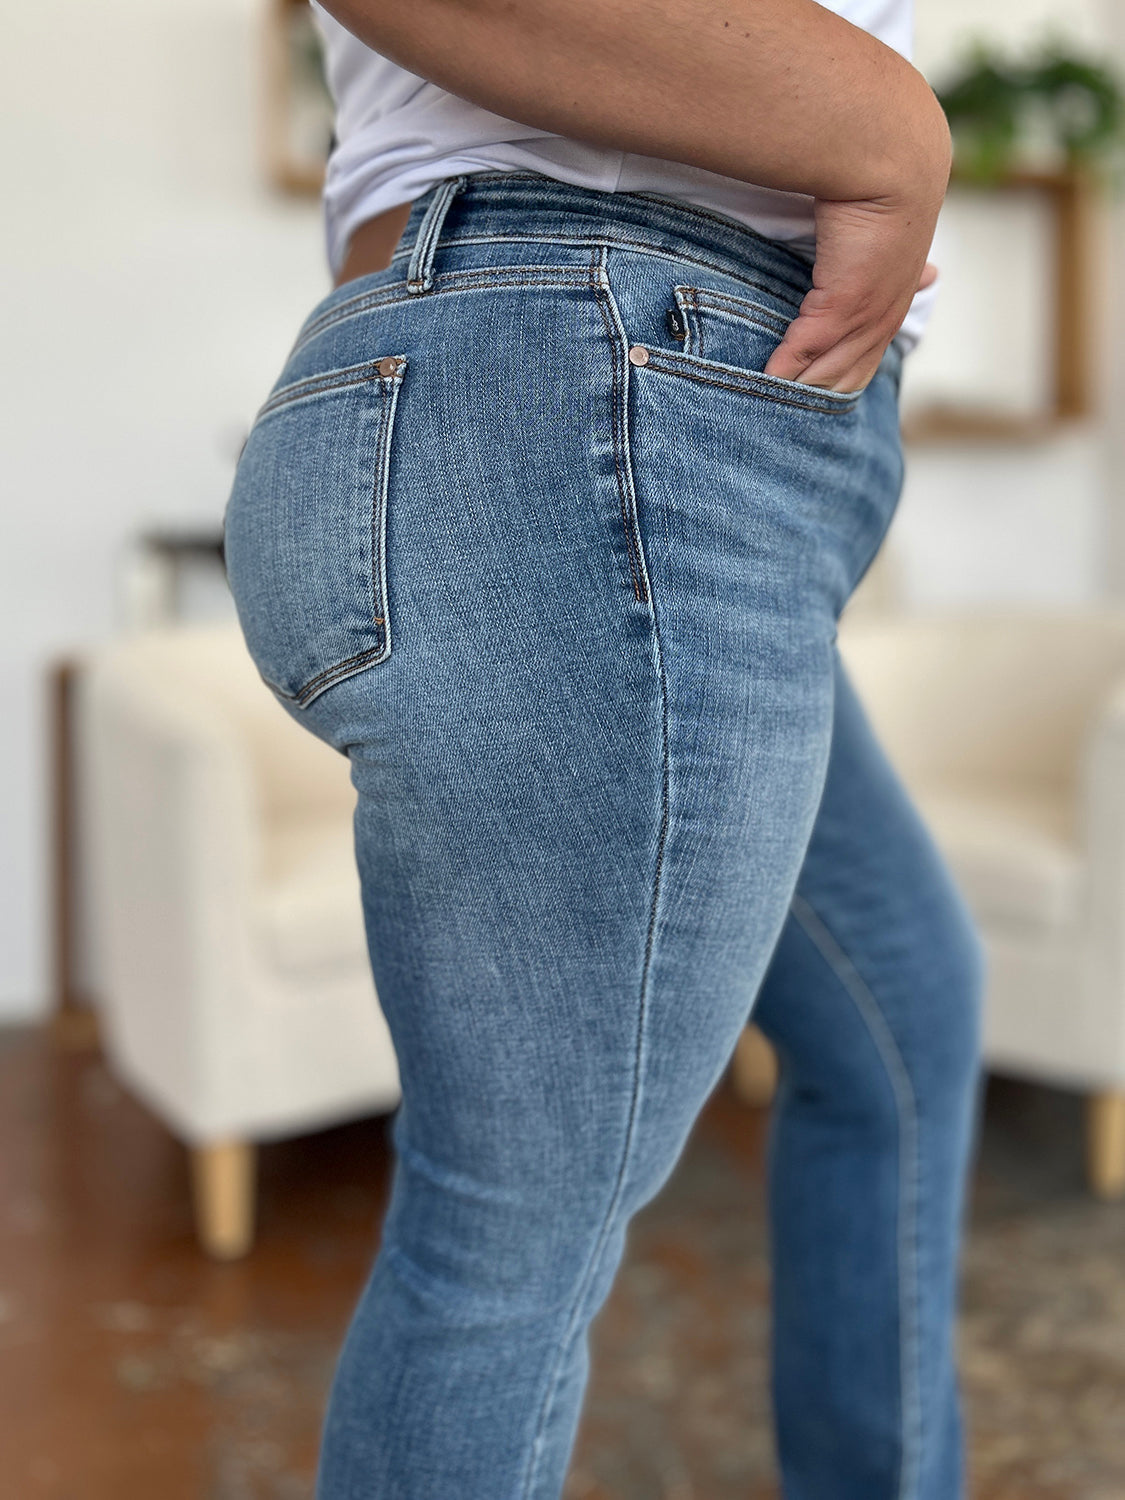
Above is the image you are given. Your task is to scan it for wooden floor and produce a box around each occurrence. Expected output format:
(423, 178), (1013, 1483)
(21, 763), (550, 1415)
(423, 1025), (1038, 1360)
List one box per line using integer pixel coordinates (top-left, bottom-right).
(1, 1023), (1123, 1499)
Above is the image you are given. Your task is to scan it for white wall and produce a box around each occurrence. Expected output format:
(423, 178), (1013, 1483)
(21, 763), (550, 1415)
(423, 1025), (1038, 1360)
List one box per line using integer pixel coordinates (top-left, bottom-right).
(2, 0), (328, 1019)
(914, 0), (1105, 68)
(890, 0), (1116, 610)
(2, 0), (1123, 1019)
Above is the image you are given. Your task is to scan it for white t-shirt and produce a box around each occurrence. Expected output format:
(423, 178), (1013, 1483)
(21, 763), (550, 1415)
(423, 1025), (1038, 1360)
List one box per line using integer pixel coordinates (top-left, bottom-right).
(310, 0), (938, 352)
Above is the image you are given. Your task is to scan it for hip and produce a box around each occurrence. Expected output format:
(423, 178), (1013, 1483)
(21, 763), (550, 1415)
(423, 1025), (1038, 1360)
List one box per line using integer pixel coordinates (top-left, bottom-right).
(222, 171), (905, 714)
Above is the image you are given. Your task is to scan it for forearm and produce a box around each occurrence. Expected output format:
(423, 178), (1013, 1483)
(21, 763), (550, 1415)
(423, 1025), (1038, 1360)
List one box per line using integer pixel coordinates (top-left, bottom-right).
(319, 0), (950, 206)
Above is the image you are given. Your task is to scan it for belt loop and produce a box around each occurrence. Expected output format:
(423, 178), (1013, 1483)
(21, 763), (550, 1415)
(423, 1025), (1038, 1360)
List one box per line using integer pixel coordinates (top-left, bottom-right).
(406, 174), (469, 295)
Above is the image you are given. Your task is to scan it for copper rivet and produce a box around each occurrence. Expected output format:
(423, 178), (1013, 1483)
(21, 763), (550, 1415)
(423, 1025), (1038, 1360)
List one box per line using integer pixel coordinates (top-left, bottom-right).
(628, 345), (650, 366)
(377, 356), (400, 377)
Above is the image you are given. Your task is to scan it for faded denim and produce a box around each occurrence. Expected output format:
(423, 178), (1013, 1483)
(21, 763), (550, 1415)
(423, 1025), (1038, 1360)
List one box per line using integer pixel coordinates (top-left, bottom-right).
(222, 170), (985, 1500)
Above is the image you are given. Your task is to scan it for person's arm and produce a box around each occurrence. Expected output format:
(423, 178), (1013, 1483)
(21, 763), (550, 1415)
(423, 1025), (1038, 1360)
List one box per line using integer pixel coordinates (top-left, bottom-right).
(319, 0), (951, 390)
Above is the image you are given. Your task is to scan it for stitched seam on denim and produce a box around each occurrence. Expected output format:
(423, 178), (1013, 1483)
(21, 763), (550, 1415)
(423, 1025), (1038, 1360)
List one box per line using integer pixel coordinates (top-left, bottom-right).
(407, 174), (464, 291)
(264, 644), (388, 706)
(406, 205), (435, 290)
(308, 263), (590, 325)
(640, 348), (861, 413)
(405, 195), (430, 289)
(257, 360), (397, 421)
(686, 285), (790, 336)
(296, 655), (379, 705)
(651, 354), (858, 412)
(373, 363), (405, 653)
(788, 890), (923, 1500)
(448, 174), (807, 261)
(682, 285), (873, 408)
(389, 233), (807, 309)
(291, 269), (594, 355)
(371, 378), (392, 644)
(410, 166), (816, 273)
(604, 185), (816, 270)
(589, 249), (648, 604)
(690, 286), (704, 361)
(521, 460), (670, 1500)
(671, 287), (699, 359)
(679, 290), (862, 404)
(266, 367), (403, 708)
(298, 650), (383, 705)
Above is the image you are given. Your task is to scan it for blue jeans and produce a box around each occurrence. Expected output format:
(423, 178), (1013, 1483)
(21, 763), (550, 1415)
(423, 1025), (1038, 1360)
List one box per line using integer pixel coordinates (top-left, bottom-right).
(222, 171), (985, 1500)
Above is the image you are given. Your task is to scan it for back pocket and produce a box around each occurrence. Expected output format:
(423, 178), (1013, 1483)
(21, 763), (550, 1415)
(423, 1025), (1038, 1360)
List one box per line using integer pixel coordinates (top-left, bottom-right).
(223, 354), (408, 708)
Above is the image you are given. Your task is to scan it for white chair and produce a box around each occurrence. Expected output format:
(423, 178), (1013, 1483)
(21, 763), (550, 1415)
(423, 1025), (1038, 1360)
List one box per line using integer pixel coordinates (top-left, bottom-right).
(77, 622), (401, 1258)
(835, 608), (1125, 1198)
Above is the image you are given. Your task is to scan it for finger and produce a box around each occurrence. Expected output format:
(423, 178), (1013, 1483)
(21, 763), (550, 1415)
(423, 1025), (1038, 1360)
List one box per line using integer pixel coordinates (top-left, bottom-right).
(764, 347), (880, 392)
(917, 260), (938, 291)
(761, 302), (848, 383)
(763, 310), (883, 389)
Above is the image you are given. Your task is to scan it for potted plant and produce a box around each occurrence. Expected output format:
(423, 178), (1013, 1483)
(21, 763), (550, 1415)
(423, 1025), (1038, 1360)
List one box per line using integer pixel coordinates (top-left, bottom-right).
(936, 36), (1125, 184)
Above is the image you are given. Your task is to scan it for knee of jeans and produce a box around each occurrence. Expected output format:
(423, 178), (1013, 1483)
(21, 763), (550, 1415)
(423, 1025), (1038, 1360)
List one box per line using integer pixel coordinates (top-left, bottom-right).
(900, 875), (986, 1113)
(376, 1123), (637, 1329)
(765, 879), (986, 1131)
(885, 878), (986, 1125)
(931, 878), (987, 1082)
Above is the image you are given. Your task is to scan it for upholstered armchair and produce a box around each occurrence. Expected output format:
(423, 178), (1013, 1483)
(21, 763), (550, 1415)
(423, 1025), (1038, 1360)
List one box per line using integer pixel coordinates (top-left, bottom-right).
(78, 622), (401, 1258)
(831, 609), (1125, 1198)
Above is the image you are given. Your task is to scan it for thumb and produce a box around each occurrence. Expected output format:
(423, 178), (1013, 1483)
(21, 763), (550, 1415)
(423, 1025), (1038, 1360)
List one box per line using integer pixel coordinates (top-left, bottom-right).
(917, 260), (939, 292)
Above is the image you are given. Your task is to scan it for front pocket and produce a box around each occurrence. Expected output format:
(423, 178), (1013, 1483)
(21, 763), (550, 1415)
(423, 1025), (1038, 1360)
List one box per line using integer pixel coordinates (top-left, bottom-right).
(222, 355), (408, 707)
(666, 284), (865, 412)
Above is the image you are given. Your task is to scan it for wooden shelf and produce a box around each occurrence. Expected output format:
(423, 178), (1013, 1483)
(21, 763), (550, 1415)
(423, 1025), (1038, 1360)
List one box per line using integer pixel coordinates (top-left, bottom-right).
(902, 406), (1068, 447)
(904, 165), (1101, 443)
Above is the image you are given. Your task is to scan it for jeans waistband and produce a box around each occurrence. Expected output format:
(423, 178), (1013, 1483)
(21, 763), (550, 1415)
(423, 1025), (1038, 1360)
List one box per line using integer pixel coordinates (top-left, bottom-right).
(390, 170), (819, 306)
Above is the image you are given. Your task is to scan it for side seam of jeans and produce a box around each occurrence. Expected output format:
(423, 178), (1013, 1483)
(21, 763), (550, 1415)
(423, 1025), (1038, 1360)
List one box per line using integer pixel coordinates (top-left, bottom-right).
(519, 279), (670, 1486)
(788, 889), (923, 1500)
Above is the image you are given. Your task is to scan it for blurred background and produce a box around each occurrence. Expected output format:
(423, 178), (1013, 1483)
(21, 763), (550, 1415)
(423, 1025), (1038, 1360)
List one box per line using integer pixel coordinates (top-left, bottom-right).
(3, 1), (1125, 1496)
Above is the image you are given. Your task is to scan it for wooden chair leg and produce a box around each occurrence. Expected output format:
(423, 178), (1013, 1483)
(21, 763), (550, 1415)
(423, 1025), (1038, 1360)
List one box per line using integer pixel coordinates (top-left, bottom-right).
(190, 1140), (257, 1260)
(1086, 1091), (1125, 1200)
(48, 656), (102, 1053)
(730, 1024), (779, 1107)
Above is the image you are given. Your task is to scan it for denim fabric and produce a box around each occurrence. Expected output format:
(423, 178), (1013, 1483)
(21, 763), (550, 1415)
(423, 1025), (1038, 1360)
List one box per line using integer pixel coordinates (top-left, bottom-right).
(222, 170), (985, 1500)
